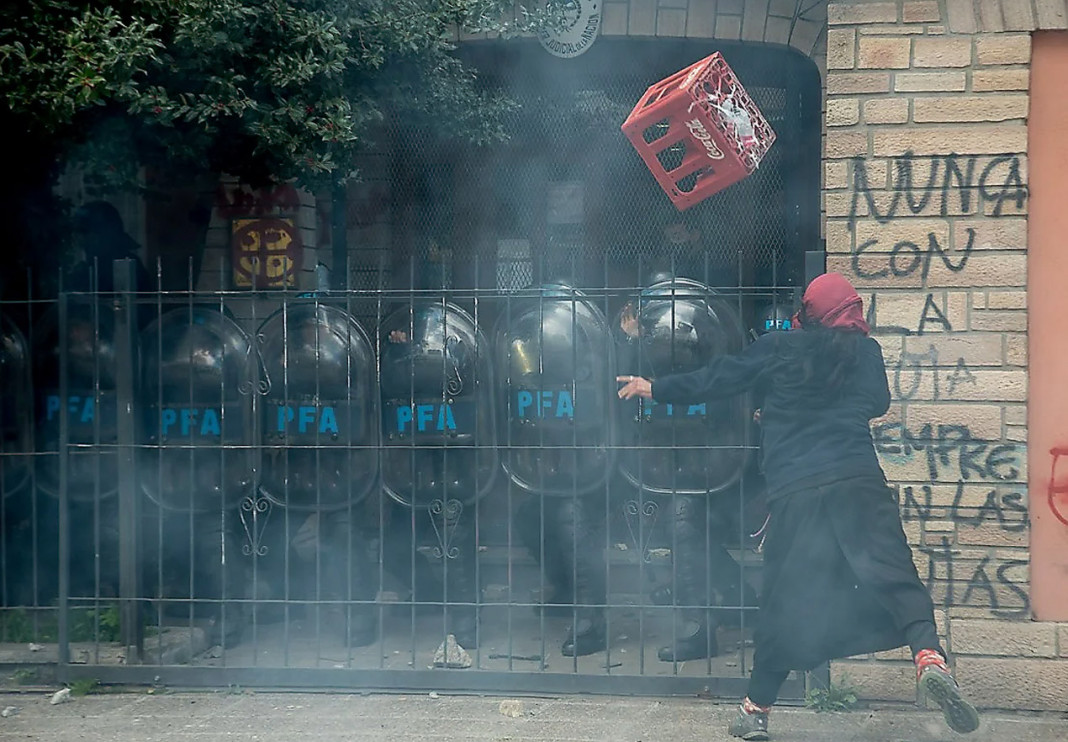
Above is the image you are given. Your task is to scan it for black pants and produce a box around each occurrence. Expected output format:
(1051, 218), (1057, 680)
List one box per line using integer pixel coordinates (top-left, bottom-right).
(141, 506), (246, 612)
(746, 476), (944, 706)
(747, 620), (941, 707)
(513, 495), (607, 619)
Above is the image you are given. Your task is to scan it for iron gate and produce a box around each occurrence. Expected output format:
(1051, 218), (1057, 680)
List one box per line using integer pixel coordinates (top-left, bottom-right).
(0, 261), (822, 697)
(0, 38), (824, 697)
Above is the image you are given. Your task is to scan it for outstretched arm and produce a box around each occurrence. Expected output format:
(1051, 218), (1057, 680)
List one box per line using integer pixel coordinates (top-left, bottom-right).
(617, 332), (778, 403)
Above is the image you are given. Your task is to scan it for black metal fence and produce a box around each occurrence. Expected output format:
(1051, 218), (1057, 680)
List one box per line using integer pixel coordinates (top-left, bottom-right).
(0, 255), (830, 697)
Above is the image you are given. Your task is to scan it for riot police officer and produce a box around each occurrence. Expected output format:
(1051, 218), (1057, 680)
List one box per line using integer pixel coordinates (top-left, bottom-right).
(254, 302), (382, 648)
(617, 271), (759, 662)
(379, 298), (497, 649)
(27, 201), (155, 606)
(138, 307), (254, 646)
(0, 316), (36, 607)
(497, 283), (614, 657)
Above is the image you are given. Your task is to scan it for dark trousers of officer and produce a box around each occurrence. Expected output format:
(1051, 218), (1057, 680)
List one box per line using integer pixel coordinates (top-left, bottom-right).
(1, 495), (121, 607)
(655, 494), (759, 662)
(140, 505), (247, 644)
(230, 502), (385, 648)
(307, 494), (482, 650)
(373, 497), (481, 647)
(514, 495), (608, 656)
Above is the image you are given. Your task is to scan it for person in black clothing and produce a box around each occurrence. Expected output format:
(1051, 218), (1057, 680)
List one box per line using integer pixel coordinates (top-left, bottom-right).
(617, 273), (978, 739)
(66, 201), (154, 293)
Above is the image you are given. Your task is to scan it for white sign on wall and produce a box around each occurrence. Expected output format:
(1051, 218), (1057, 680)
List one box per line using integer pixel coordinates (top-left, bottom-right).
(538, 0), (603, 59)
(547, 181), (585, 225)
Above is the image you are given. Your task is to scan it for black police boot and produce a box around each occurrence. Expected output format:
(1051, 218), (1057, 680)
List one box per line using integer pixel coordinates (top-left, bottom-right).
(653, 550), (760, 629)
(657, 611), (718, 662)
(348, 606), (379, 647)
(658, 495), (718, 662)
(561, 615), (608, 657)
(556, 499), (608, 657)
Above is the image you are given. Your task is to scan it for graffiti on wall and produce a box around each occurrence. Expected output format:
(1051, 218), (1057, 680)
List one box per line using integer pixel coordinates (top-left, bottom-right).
(866, 292), (957, 336)
(849, 152), (1027, 224)
(231, 217), (303, 288)
(1048, 447), (1068, 527)
(843, 151), (1027, 336)
(875, 422), (1023, 483)
(855, 231), (975, 334)
(899, 482), (1026, 531)
(890, 347), (976, 401)
(884, 424), (1030, 618)
(920, 535), (1029, 618)
(841, 146), (1030, 618)
(853, 226), (974, 284)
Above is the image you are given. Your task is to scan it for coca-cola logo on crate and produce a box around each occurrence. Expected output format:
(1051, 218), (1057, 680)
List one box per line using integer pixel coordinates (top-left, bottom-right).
(684, 118), (725, 160)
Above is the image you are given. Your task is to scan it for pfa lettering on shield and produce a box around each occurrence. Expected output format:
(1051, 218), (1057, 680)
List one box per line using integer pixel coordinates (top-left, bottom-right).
(45, 394), (95, 424)
(395, 403), (457, 434)
(642, 399), (708, 419)
(160, 407), (222, 438)
(274, 404), (340, 435)
(515, 390), (575, 420)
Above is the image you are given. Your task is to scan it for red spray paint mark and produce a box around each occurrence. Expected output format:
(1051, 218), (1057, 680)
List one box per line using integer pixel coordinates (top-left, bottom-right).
(1048, 447), (1068, 526)
(215, 183), (301, 219)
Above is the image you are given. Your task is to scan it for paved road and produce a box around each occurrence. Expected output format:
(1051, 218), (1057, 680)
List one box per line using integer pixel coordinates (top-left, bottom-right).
(1, 691), (1066, 741)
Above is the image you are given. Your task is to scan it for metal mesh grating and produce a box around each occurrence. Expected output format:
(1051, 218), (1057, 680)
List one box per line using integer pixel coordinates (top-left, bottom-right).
(380, 39), (820, 293)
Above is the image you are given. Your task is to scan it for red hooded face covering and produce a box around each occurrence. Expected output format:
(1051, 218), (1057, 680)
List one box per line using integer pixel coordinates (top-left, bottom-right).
(793, 272), (870, 334)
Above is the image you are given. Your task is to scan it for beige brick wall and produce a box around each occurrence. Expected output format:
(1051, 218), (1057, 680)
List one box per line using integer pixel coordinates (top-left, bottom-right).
(599, 0), (830, 60)
(825, 0), (1068, 712)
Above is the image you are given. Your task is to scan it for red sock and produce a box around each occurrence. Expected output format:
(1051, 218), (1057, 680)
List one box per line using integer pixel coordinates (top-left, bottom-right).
(914, 648), (949, 680)
(742, 697), (772, 715)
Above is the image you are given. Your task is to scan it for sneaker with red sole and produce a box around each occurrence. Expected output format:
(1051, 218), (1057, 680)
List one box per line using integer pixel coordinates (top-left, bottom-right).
(728, 699), (770, 741)
(915, 649), (979, 734)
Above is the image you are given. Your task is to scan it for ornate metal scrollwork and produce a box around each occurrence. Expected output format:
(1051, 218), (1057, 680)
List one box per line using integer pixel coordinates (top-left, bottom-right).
(239, 332), (271, 396)
(428, 498), (463, 559)
(623, 498), (660, 563)
(444, 336), (465, 395)
(239, 492), (272, 556)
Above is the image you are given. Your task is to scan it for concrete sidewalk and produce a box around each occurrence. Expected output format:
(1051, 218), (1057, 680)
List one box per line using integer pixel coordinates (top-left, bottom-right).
(0, 690), (1066, 741)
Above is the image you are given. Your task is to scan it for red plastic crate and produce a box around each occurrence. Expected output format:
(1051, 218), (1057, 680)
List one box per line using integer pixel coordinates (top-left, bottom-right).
(621, 53), (777, 211)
